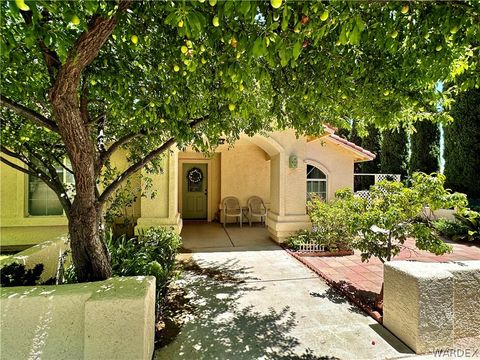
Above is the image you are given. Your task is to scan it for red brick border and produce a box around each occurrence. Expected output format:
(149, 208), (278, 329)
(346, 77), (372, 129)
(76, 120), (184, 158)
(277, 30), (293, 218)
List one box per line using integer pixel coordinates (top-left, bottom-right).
(293, 249), (354, 257)
(283, 246), (383, 323)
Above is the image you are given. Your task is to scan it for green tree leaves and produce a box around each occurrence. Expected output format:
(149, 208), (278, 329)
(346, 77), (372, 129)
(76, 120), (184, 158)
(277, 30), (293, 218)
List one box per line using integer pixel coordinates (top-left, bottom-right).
(1, 0), (479, 200)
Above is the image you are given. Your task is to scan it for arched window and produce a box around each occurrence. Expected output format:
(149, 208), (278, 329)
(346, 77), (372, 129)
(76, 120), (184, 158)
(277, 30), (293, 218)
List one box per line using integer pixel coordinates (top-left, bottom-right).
(306, 164), (327, 201)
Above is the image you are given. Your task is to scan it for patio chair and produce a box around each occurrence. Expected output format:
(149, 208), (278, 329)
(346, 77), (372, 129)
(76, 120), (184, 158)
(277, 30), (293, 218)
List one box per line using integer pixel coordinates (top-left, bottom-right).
(222, 196), (242, 228)
(247, 196), (267, 227)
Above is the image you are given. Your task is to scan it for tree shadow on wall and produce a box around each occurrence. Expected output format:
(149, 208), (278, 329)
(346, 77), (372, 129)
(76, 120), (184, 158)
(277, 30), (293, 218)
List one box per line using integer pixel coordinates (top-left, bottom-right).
(155, 257), (338, 360)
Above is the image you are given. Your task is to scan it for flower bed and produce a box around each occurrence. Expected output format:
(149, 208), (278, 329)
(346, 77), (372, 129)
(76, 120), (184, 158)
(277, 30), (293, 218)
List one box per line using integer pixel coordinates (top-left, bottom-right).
(283, 246), (354, 258)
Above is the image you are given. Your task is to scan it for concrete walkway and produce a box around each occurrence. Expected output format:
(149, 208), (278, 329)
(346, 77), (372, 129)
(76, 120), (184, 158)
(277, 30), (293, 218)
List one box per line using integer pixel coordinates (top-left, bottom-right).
(155, 224), (413, 359)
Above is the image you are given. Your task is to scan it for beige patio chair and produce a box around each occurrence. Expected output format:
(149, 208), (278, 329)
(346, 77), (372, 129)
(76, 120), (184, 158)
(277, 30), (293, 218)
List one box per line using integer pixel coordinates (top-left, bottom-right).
(222, 196), (242, 228)
(247, 196), (267, 227)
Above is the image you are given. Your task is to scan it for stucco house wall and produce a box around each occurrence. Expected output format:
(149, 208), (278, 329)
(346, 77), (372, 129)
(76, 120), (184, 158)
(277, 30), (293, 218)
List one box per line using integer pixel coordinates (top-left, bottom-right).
(306, 139), (357, 200)
(1, 128), (375, 246)
(220, 138), (271, 207)
(0, 158), (68, 249)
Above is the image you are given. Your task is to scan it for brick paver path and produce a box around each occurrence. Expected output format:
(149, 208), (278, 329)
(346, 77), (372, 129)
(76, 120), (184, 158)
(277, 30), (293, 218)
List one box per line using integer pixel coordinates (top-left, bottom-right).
(299, 239), (480, 297)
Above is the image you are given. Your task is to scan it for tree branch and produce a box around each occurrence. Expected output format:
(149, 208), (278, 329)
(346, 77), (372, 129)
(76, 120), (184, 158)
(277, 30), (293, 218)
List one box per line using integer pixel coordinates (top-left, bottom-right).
(1, 147), (72, 212)
(20, 10), (61, 84)
(52, 0), (132, 98)
(52, 155), (73, 174)
(0, 155), (38, 178)
(88, 113), (106, 125)
(98, 138), (175, 204)
(98, 115), (208, 204)
(0, 94), (59, 133)
(97, 132), (141, 172)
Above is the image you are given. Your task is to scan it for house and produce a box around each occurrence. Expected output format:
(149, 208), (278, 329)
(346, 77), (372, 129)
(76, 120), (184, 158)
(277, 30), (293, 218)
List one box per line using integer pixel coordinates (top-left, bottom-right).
(0, 127), (374, 249)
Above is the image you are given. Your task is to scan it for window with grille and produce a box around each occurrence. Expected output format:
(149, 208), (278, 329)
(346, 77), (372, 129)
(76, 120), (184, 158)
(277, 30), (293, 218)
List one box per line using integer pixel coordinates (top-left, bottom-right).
(306, 164), (327, 201)
(28, 160), (74, 216)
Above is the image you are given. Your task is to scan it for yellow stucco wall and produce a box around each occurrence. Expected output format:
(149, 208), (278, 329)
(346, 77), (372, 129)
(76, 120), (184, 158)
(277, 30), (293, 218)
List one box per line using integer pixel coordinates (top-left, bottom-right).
(1, 130), (366, 246)
(109, 150), (142, 221)
(0, 150), (142, 249)
(219, 138), (270, 207)
(0, 160), (68, 249)
(306, 139), (356, 200)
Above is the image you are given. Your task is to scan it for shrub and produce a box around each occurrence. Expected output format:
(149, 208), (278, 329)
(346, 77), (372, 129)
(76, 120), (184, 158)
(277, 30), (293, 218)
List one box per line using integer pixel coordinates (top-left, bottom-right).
(352, 173), (467, 263)
(454, 209), (480, 242)
(65, 227), (181, 314)
(285, 230), (312, 251)
(286, 190), (362, 252)
(308, 190), (363, 250)
(433, 218), (468, 239)
(0, 263), (44, 287)
(107, 227), (181, 313)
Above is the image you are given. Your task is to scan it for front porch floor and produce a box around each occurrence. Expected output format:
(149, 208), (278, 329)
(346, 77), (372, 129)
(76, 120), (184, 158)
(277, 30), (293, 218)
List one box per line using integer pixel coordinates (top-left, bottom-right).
(180, 222), (277, 251)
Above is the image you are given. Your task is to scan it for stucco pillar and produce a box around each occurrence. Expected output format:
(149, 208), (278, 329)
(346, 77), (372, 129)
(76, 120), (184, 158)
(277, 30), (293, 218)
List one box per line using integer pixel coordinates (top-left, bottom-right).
(135, 150), (182, 233)
(264, 132), (311, 242)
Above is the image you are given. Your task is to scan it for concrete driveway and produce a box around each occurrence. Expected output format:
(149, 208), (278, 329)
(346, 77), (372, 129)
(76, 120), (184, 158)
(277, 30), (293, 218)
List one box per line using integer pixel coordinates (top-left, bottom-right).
(155, 224), (413, 359)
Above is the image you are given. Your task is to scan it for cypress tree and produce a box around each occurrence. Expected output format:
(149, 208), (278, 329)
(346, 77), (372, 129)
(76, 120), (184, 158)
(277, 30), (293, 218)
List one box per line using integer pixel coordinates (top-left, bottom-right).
(380, 127), (409, 179)
(359, 125), (382, 174)
(444, 89), (480, 199)
(342, 122), (381, 190)
(410, 121), (440, 174)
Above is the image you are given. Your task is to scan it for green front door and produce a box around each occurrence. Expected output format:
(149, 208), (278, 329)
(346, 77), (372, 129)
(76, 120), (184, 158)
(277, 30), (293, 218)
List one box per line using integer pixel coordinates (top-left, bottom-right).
(182, 163), (208, 219)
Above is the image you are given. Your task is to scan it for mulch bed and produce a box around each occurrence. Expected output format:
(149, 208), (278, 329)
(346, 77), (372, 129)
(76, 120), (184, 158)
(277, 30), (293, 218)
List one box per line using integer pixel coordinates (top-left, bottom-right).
(284, 247), (383, 323)
(290, 249), (354, 257)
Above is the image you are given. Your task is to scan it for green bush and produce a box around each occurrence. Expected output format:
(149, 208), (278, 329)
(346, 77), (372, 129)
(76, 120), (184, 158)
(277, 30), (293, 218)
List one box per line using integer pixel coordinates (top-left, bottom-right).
(107, 227), (181, 313)
(285, 230), (312, 251)
(433, 218), (468, 239)
(454, 209), (480, 242)
(0, 263), (44, 287)
(352, 173), (467, 263)
(286, 190), (361, 252)
(65, 227), (181, 314)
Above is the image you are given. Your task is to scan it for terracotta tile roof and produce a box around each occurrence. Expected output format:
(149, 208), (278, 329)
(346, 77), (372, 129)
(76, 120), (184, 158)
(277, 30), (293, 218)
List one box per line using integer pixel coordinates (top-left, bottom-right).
(328, 133), (376, 161)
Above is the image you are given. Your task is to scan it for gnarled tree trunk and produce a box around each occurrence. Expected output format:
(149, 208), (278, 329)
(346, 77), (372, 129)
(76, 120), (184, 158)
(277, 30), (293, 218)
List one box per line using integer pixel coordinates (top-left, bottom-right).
(49, 10), (129, 282)
(68, 197), (111, 282)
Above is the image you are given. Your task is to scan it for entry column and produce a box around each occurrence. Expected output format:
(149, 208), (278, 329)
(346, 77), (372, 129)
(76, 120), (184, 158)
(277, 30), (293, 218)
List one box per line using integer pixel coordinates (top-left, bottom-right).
(136, 150), (182, 233)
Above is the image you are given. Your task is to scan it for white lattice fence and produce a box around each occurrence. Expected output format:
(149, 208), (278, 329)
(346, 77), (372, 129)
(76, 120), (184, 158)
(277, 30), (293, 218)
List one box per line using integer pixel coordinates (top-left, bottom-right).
(374, 174), (401, 183)
(297, 242), (325, 252)
(354, 190), (371, 201)
(354, 173), (401, 204)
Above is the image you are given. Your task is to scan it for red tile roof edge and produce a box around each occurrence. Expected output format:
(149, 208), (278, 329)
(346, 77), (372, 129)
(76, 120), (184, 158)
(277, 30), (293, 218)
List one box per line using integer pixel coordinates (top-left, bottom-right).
(328, 133), (376, 160)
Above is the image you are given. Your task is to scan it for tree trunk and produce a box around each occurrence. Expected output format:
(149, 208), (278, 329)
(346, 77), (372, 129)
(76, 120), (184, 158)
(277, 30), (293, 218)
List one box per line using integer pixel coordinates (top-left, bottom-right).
(68, 198), (112, 282)
(48, 7), (129, 282)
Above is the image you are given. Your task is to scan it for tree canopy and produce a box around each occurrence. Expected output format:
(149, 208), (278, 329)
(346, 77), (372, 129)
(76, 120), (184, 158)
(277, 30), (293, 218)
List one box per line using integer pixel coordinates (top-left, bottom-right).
(1, 0), (479, 280)
(2, 1), (479, 156)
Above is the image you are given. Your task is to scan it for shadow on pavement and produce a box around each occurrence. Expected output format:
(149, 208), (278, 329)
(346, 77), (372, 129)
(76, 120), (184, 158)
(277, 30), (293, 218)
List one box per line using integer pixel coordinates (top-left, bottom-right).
(156, 257), (338, 360)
